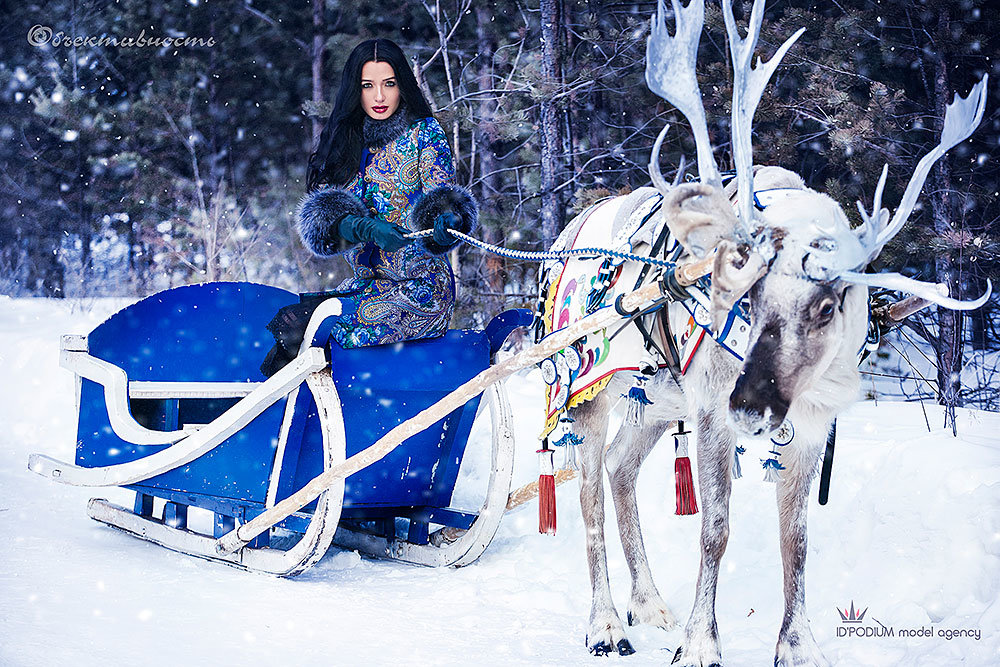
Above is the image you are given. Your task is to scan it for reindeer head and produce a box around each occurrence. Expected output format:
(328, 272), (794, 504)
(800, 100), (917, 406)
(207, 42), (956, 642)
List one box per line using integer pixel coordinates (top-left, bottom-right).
(645, 0), (990, 436)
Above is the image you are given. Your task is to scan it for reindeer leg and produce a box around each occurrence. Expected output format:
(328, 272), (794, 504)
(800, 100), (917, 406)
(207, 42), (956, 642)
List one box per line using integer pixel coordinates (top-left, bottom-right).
(573, 395), (634, 656)
(605, 418), (678, 632)
(774, 438), (831, 667)
(675, 408), (732, 667)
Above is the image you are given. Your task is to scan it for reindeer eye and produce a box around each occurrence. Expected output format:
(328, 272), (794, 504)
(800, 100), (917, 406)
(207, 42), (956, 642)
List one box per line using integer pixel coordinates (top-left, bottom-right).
(816, 301), (836, 324)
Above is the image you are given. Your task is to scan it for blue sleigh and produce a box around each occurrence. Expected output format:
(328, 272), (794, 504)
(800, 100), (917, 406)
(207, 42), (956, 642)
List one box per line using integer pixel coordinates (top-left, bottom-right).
(29, 282), (531, 576)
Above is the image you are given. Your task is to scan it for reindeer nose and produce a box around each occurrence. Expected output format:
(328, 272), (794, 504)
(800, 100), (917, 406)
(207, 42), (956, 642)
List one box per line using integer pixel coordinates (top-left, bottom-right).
(730, 373), (789, 436)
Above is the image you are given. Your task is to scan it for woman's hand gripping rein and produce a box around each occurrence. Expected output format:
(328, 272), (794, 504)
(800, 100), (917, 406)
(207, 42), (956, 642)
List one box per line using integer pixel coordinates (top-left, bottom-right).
(431, 211), (462, 251)
(338, 214), (412, 252)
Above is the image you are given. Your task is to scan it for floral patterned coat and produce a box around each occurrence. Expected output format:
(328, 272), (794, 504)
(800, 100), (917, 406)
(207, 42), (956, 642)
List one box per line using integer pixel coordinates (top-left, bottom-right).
(296, 115), (478, 350)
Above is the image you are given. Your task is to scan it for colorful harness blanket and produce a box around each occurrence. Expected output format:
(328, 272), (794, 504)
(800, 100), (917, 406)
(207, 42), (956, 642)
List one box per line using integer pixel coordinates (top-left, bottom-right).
(538, 191), (753, 439)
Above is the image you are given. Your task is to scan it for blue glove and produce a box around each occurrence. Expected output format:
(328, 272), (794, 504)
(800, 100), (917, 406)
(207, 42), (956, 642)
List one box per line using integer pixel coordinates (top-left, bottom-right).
(339, 215), (411, 252)
(432, 211), (462, 250)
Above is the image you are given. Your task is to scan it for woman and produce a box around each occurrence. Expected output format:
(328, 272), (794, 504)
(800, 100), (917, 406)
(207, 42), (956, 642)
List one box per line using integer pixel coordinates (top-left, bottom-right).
(261, 38), (477, 376)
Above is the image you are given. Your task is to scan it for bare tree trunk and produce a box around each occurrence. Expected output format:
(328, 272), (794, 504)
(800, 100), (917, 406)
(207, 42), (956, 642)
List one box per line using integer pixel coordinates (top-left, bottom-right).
(76, 138), (92, 296)
(560, 1), (575, 181)
(931, 9), (963, 434)
(311, 0), (326, 148)
(476, 5), (506, 315)
(539, 0), (564, 246)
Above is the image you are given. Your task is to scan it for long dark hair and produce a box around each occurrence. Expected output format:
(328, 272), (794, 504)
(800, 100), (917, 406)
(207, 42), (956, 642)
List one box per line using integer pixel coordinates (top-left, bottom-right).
(306, 38), (434, 191)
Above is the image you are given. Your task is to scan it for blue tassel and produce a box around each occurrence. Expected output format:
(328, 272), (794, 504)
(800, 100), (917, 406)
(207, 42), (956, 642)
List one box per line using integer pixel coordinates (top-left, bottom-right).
(552, 416), (582, 470)
(762, 456), (785, 483)
(733, 445), (745, 480)
(552, 431), (584, 448)
(622, 375), (654, 427)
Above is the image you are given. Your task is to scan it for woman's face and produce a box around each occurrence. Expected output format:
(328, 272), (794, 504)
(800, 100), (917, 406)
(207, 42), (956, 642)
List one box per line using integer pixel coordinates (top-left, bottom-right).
(360, 61), (400, 120)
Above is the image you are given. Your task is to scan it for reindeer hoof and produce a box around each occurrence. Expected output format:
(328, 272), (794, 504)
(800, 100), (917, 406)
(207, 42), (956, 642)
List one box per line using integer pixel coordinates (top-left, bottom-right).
(589, 640), (613, 657)
(616, 638), (636, 656)
(587, 615), (633, 656)
(586, 638), (635, 657)
(775, 625), (830, 667)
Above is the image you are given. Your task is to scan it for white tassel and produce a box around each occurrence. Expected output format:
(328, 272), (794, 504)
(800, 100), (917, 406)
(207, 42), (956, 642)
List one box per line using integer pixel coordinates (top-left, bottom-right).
(732, 445), (744, 480)
(552, 416), (582, 471)
(622, 375), (653, 427)
(762, 456), (784, 483)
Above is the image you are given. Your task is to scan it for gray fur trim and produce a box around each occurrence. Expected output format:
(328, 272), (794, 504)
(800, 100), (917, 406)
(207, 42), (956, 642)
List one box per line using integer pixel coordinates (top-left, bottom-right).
(296, 186), (367, 257)
(363, 108), (414, 150)
(410, 184), (479, 255)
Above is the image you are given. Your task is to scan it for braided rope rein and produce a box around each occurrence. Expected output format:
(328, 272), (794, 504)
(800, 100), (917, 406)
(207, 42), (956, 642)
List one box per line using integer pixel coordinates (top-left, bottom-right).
(404, 228), (679, 270)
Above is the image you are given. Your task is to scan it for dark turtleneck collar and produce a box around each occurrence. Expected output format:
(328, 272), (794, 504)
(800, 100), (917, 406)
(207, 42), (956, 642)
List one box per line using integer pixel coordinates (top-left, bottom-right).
(362, 107), (414, 150)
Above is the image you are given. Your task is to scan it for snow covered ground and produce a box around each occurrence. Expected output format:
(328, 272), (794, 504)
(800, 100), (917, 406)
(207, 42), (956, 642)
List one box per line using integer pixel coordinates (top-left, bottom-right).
(1, 295), (998, 666)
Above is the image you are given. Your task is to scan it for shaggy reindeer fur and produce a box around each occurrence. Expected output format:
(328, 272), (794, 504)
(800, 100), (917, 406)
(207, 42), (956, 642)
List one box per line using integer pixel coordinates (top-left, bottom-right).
(566, 169), (867, 667)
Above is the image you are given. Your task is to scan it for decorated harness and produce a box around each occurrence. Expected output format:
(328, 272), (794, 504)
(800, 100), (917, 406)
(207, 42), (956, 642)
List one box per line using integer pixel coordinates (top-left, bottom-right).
(535, 185), (882, 488)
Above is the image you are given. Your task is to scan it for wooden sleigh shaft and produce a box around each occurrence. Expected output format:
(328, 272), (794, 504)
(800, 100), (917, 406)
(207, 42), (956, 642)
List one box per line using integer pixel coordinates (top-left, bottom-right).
(216, 280), (669, 555)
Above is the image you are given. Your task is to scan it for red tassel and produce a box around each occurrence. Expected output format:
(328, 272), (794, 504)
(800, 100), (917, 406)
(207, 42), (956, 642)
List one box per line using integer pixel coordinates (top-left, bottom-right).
(674, 455), (698, 515)
(538, 448), (557, 535)
(673, 424), (698, 516)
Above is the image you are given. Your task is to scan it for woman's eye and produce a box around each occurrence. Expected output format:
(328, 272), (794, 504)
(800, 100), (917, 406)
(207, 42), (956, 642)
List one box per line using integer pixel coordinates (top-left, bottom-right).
(385, 81), (396, 87)
(362, 82), (371, 88)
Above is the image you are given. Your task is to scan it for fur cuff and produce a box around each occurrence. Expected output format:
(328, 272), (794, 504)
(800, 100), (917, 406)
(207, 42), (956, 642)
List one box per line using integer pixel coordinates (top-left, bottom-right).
(296, 186), (367, 257)
(411, 184), (479, 255)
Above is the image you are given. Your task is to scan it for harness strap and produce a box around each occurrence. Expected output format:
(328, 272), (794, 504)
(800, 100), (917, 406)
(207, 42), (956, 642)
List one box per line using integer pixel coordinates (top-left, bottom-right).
(621, 200), (676, 372)
(817, 420), (837, 505)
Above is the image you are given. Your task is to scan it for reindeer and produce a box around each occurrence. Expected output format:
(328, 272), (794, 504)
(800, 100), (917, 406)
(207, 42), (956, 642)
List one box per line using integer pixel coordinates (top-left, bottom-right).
(552, 0), (989, 664)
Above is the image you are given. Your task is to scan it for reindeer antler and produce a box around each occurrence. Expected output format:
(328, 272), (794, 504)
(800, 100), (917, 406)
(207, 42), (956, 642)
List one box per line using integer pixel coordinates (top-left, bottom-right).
(856, 75), (989, 264)
(721, 0), (804, 240)
(646, 0), (722, 191)
(838, 74), (991, 310)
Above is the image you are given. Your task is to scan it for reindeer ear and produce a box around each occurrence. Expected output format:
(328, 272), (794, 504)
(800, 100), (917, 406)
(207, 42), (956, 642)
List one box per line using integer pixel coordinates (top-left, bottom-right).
(663, 183), (740, 259)
(709, 239), (767, 332)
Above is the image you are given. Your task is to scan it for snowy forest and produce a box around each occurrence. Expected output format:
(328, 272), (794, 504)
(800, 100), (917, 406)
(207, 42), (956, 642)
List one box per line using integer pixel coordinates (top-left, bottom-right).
(2, 0), (998, 413)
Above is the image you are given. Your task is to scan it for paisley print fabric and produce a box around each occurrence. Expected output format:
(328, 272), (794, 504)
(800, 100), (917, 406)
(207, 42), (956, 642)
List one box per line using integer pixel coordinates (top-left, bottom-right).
(326, 116), (457, 349)
(346, 116), (456, 228)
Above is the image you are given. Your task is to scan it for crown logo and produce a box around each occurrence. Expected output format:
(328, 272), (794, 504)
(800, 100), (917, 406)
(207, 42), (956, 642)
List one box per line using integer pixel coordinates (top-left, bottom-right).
(838, 601), (867, 623)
